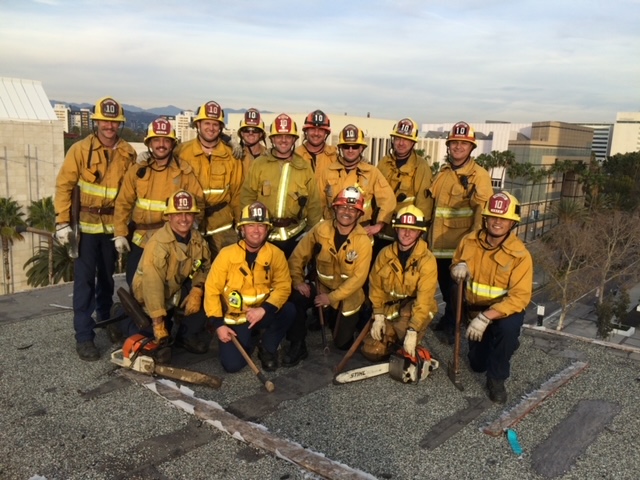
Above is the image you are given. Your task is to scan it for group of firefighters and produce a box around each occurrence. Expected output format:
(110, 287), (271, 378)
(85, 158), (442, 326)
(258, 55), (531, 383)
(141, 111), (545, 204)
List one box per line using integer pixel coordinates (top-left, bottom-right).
(54, 97), (532, 403)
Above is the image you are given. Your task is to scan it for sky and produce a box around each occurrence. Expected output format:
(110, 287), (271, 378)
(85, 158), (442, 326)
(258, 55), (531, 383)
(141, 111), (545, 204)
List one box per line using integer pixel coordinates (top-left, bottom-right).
(1, 0), (639, 125)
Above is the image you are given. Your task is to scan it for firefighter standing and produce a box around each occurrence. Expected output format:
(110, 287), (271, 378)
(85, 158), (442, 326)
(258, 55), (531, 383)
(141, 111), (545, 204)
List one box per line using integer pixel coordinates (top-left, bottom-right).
(295, 109), (338, 189)
(113, 118), (204, 285)
(451, 192), (532, 403)
(129, 190), (212, 356)
(429, 121), (493, 343)
(376, 118), (433, 250)
(287, 187), (373, 360)
(204, 202), (295, 372)
(174, 101), (244, 255)
(54, 97), (136, 361)
(240, 113), (322, 258)
(237, 108), (267, 180)
(362, 206), (438, 361)
(319, 124), (396, 237)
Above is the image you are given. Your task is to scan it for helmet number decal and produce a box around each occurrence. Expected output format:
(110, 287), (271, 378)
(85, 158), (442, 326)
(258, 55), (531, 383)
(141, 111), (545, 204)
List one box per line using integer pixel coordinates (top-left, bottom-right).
(454, 125), (468, 135)
(245, 109), (260, 126)
(100, 99), (120, 119)
(152, 119), (170, 134)
(277, 115), (292, 133)
(344, 126), (358, 141)
(488, 193), (510, 215)
(397, 120), (413, 136)
(313, 112), (325, 124)
(205, 101), (222, 119)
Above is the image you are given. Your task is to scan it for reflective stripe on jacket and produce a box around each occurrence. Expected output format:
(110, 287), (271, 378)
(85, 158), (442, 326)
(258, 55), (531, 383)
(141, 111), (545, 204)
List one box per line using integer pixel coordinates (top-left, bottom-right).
(131, 222), (212, 318)
(288, 220), (372, 315)
(54, 134), (135, 234)
(175, 139), (243, 235)
(240, 150), (322, 241)
(369, 239), (438, 332)
(203, 240), (292, 319)
(114, 154), (204, 247)
(428, 159), (493, 258)
(452, 230), (533, 317)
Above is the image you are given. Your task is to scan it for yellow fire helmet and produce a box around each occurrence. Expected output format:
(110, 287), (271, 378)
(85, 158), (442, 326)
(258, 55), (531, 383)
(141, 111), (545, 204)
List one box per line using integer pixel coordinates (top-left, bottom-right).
(192, 101), (225, 126)
(237, 201), (273, 231)
(238, 108), (266, 136)
(482, 191), (521, 222)
(337, 124), (368, 148)
(144, 118), (177, 146)
(390, 118), (419, 142)
(269, 113), (299, 139)
(391, 205), (428, 232)
(91, 97), (126, 122)
(164, 190), (200, 215)
(446, 121), (477, 148)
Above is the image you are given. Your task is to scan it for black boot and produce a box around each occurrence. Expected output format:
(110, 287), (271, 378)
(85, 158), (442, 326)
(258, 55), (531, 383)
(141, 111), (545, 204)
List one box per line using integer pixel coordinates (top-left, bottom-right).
(258, 346), (278, 372)
(175, 335), (209, 354)
(282, 341), (309, 367)
(487, 377), (507, 404)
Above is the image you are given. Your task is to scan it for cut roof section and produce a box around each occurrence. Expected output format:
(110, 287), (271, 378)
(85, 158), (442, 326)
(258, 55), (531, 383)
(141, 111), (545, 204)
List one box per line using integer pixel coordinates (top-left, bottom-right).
(0, 77), (57, 121)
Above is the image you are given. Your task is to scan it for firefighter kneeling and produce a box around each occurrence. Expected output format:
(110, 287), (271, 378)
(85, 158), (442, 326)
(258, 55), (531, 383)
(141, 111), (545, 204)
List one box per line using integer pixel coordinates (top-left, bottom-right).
(451, 191), (533, 403)
(126, 190), (213, 362)
(204, 202), (295, 372)
(362, 205), (439, 363)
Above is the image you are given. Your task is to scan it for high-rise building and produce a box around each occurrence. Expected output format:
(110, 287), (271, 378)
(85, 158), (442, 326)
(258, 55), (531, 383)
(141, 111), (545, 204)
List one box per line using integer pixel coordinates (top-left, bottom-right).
(580, 124), (613, 162)
(610, 112), (640, 155)
(53, 104), (70, 133)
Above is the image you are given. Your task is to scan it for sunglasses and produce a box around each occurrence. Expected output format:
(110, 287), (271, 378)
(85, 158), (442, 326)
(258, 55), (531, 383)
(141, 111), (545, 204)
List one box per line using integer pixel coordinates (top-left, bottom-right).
(341, 145), (361, 151)
(242, 128), (261, 134)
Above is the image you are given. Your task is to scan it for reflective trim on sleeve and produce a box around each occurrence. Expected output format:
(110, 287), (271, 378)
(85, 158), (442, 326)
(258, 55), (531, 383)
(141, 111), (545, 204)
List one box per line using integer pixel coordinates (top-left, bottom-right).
(434, 206), (473, 218)
(136, 198), (167, 212)
(468, 281), (508, 300)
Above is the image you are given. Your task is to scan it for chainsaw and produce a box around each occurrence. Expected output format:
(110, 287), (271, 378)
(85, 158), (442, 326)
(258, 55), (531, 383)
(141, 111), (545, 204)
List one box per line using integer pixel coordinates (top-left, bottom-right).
(111, 334), (222, 389)
(334, 345), (439, 385)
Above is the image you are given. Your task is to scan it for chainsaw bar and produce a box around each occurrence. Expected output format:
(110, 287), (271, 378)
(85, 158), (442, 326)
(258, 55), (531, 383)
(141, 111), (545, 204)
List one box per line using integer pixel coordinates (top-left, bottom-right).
(333, 363), (389, 384)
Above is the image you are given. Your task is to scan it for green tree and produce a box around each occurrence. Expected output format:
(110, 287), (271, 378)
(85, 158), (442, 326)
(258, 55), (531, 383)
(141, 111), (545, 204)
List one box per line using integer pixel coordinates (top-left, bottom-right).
(0, 197), (26, 294)
(27, 196), (55, 231)
(24, 196), (72, 287)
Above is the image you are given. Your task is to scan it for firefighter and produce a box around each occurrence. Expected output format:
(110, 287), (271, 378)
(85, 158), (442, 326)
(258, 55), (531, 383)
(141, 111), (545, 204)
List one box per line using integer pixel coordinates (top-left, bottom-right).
(362, 205), (438, 361)
(240, 113), (322, 258)
(237, 108), (267, 180)
(174, 101), (244, 255)
(204, 202), (295, 372)
(287, 187), (373, 361)
(295, 109), (338, 189)
(451, 192), (532, 403)
(429, 121), (493, 344)
(113, 118), (204, 285)
(129, 190), (212, 356)
(319, 124), (396, 237)
(54, 97), (136, 361)
(376, 118), (433, 252)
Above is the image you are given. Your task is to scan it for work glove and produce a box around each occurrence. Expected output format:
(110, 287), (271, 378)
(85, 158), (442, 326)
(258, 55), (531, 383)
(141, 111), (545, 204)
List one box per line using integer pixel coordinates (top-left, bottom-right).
(451, 262), (469, 282)
(221, 133), (244, 160)
(113, 236), (130, 254)
(55, 223), (72, 244)
(371, 314), (386, 342)
(152, 317), (169, 344)
(466, 312), (491, 342)
(181, 286), (203, 316)
(136, 151), (151, 164)
(403, 329), (417, 357)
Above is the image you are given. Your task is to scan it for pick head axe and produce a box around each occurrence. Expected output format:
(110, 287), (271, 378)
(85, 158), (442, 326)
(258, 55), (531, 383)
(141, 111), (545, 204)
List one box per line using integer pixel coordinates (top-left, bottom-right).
(447, 279), (465, 391)
(230, 336), (275, 393)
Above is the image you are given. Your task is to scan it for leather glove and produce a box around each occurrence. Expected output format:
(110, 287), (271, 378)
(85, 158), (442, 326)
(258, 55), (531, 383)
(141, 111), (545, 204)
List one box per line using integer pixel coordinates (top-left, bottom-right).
(466, 312), (492, 342)
(181, 286), (203, 316)
(113, 236), (130, 254)
(371, 314), (386, 341)
(152, 317), (169, 344)
(403, 329), (417, 357)
(136, 151), (151, 164)
(451, 262), (469, 282)
(55, 223), (72, 244)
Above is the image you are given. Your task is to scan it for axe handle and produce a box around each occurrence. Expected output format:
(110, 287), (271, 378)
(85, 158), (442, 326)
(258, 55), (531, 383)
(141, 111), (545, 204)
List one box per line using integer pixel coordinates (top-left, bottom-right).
(453, 279), (464, 374)
(334, 317), (372, 374)
(230, 336), (275, 393)
(315, 280), (329, 355)
(154, 364), (222, 389)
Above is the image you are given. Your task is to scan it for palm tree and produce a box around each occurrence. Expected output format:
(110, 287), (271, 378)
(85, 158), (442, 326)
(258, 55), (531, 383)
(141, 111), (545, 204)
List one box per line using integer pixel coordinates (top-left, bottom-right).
(27, 196), (56, 231)
(24, 196), (71, 287)
(0, 197), (26, 294)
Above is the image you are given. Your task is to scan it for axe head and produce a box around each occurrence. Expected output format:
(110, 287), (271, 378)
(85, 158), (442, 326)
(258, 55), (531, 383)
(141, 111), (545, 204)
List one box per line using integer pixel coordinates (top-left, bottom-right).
(117, 287), (151, 329)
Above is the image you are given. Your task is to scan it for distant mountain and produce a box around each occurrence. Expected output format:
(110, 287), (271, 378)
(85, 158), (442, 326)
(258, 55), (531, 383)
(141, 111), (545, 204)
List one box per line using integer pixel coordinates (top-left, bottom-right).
(50, 101), (260, 116)
(146, 105), (185, 115)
